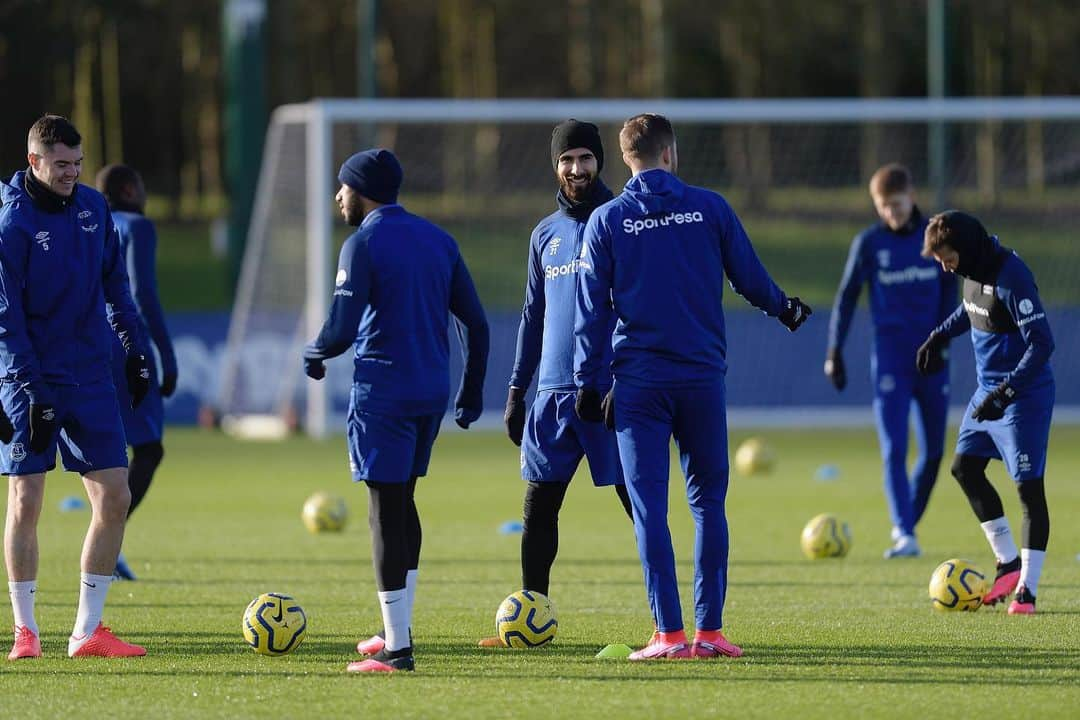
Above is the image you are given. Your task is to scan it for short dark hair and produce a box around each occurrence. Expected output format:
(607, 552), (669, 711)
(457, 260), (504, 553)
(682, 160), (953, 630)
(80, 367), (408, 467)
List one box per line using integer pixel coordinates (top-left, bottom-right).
(922, 211), (957, 258)
(619, 113), (675, 164)
(28, 114), (82, 152)
(96, 163), (141, 205)
(869, 163), (913, 197)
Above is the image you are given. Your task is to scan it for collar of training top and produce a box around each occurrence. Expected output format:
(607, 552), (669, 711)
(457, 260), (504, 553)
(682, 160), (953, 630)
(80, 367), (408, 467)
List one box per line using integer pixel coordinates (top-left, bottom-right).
(24, 168), (75, 214)
(556, 179), (613, 222)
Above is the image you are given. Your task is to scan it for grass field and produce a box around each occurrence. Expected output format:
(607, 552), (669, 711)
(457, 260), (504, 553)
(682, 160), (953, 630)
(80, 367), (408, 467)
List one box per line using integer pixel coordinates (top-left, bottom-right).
(3, 426), (1079, 719)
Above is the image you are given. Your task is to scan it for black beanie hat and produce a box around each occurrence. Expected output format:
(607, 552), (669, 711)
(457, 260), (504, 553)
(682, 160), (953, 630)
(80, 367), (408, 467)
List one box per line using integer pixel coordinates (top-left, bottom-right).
(551, 119), (604, 171)
(338, 148), (403, 205)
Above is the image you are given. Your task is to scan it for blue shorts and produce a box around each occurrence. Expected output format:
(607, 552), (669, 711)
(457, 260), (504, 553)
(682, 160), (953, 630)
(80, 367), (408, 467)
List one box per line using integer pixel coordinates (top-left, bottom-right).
(113, 355), (163, 446)
(520, 390), (623, 486)
(347, 392), (443, 484)
(0, 379), (129, 475)
(955, 382), (1054, 482)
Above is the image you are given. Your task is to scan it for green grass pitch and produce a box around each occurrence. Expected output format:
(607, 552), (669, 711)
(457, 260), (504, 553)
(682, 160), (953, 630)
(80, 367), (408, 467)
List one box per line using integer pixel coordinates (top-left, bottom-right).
(2, 426), (1079, 718)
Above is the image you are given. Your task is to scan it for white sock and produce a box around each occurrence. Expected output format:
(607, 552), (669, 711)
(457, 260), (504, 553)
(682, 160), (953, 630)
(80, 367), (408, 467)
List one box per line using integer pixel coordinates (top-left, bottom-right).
(980, 517), (1019, 564)
(1019, 548), (1046, 597)
(405, 569), (418, 621)
(377, 588), (410, 652)
(8, 580), (38, 635)
(69, 573), (113, 651)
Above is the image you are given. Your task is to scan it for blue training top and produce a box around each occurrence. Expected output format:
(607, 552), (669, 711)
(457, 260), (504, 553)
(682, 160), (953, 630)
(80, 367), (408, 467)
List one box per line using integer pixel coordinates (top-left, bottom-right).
(304, 204), (489, 423)
(935, 241), (1054, 393)
(575, 169), (788, 389)
(510, 183), (615, 393)
(0, 171), (146, 405)
(827, 210), (956, 353)
(110, 210), (177, 384)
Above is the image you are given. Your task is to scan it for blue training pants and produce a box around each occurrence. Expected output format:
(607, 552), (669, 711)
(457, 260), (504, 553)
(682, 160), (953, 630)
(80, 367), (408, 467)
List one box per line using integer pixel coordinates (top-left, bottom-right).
(615, 380), (730, 633)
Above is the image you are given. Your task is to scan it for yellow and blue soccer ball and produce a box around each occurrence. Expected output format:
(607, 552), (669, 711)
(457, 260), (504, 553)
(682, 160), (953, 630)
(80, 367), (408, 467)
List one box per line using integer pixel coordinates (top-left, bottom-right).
(733, 436), (775, 476)
(242, 592), (308, 655)
(929, 559), (989, 612)
(495, 590), (558, 648)
(800, 513), (853, 559)
(301, 492), (348, 533)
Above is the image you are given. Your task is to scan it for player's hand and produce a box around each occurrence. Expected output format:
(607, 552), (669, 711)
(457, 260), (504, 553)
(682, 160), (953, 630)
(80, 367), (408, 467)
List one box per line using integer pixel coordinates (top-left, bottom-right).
(125, 353), (151, 408)
(0, 406), (13, 444)
(304, 357), (326, 381)
(575, 388), (603, 423)
(28, 403), (56, 454)
(601, 387), (615, 430)
(504, 387), (526, 446)
(916, 332), (948, 376)
(160, 372), (178, 398)
(972, 383), (1015, 422)
(824, 348), (846, 391)
(778, 297), (812, 332)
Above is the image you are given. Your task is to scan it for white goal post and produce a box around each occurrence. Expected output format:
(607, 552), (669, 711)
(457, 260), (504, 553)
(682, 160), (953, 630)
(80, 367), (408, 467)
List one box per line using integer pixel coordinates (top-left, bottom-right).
(219, 97), (1080, 437)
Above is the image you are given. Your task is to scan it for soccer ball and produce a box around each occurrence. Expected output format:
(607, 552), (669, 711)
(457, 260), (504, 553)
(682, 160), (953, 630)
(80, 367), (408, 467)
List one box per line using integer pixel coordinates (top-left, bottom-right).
(733, 437), (775, 476)
(242, 592), (308, 655)
(495, 590), (558, 648)
(800, 513), (852, 559)
(301, 492), (347, 533)
(928, 559), (989, 612)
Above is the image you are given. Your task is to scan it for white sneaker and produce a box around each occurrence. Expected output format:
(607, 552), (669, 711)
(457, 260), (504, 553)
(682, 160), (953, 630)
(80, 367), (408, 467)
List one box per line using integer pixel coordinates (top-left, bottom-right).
(883, 534), (921, 559)
(890, 526), (902, 542)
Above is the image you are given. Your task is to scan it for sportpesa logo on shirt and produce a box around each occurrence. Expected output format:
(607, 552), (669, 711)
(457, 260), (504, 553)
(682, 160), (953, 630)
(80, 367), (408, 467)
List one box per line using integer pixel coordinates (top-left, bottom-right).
(622, 210), (705, 236)
(545, 258), (581, 280)
(876, 265), (939, 286)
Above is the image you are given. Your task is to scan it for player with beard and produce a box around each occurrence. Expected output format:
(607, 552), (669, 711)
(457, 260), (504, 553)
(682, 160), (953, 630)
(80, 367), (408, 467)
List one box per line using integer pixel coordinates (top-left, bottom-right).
(918, 210), (1054, 615)
(304, 148), (489, 672)
(475, 120), (634, 648)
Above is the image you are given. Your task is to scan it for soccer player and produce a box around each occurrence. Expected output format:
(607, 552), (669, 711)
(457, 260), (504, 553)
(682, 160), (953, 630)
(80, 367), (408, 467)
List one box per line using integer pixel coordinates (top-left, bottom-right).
(477, 120), (634, 648)
(918, 210), (1054, 615)
(825, 164), (956, 558)
(96, 164), (179, 582)
(574, 113), (811, 660)
(1, 115), (152, 659)
(303, 148), (489, 672)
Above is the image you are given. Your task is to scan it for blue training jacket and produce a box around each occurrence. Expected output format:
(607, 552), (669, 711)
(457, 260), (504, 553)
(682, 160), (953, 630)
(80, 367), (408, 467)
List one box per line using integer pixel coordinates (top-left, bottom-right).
(510, 184), (615, 393)
(0, 171), (145, 405)
(827, 211), (956, 355)
(935, 240), (1054, 393)
(110, 210), (177, 383)
(304, 204), (489, 422)
(575, 169), (788, 389)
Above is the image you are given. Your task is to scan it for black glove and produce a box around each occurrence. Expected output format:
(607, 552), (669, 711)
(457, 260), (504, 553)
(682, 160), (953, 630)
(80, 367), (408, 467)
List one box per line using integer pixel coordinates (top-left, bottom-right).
(126, 353), (151, 409)
(972, 383), (1016, 422)
(916, 332), (949, 376)
(304, 357), (326, 380)
(160, 372), (178, 398)
(575, 388), (604, 423)
(601, 387), (615, 430)
(778, 297), (812, 332)
(0, 406), (13, 444)
(28, 403), (56, 454)
(824, 348), (846, 391)
(504, 387), (526, 446)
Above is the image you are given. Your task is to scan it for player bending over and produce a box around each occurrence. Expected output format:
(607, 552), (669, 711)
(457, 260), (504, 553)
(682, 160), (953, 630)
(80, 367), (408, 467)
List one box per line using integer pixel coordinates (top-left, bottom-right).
(96, 164), (179, 582)
(574, 113), (811, 660)
(304, 149), (489, 672)
(476, 120), (635, 649)
(918, 210), (1054, 614)
(825, 164), (955, 558)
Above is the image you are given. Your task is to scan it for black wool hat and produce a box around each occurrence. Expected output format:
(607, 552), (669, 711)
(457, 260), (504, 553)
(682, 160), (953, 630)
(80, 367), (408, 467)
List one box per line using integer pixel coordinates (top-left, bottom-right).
(338, 148), (403, 205)
(551, 119), (604, 171)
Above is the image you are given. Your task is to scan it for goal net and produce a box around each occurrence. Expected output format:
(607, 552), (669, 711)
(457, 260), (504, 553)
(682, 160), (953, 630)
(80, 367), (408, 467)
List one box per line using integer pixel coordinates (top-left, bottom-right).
(218, 98), (1080, 436)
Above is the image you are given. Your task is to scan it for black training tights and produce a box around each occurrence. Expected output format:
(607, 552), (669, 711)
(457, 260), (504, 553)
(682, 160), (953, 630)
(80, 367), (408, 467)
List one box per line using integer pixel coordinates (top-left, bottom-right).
(127, 441), (164, 518)
(367, 476), (421, 592)
(951, 454), (1049, 551)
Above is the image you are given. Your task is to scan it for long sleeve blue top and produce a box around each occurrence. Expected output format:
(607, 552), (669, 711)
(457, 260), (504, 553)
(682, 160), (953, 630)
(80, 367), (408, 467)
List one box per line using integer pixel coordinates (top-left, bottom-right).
(935, 245), (1053, 392)
(110, 210), (177, 381)
(827, 211), (956, 354)
(0, 171), (146, 405)
(303, 204), (489, 423)
(574, 169), (788, 389)
(509, 185), (615, 393)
